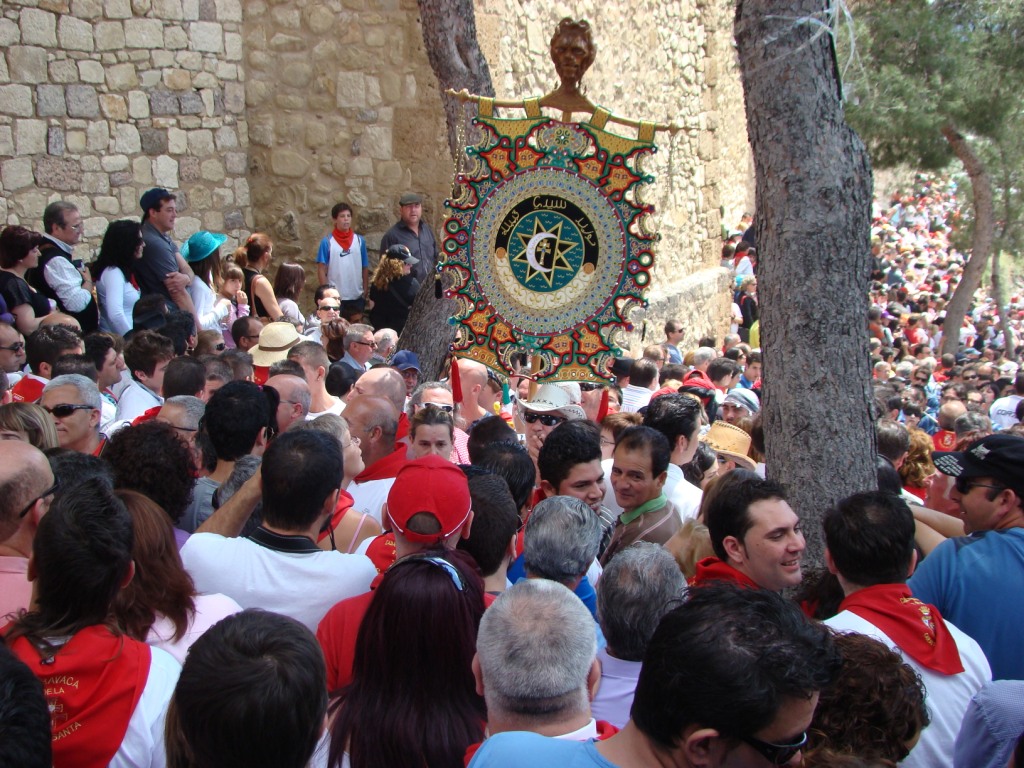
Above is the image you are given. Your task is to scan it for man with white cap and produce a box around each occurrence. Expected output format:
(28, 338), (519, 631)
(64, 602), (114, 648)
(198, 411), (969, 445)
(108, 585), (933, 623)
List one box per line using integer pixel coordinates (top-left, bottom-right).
(517, 382), (586, 463)
(719, 388), (760, 425)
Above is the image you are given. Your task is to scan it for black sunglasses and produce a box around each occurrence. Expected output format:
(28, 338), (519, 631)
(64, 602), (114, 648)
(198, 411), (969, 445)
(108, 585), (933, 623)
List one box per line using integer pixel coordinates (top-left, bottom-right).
(0, 341), (24, 352)
(742, 731), (808, 765)
(318, 304), (341, 312)
(43, 403), (95, 418)
(578, 382), (603, 392)
(954, 477), (1004, 496)
(19, 477), (61, 518)
(522, 411), (566, 427)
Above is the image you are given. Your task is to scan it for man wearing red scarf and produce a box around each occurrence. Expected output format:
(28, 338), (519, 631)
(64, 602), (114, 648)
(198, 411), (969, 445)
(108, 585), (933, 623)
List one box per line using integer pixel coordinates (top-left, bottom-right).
(824, 491), (991, 768)
(316, 202), (370, 319)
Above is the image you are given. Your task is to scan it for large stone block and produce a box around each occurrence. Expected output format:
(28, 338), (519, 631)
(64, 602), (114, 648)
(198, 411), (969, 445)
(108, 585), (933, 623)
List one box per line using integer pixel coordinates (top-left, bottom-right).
(189, 21), (223, 52)
(58, 15), (94, 51)
(0, 55), (7, 85)
(94, 195), (121, 214)
(179, 91), (204, 115)
(36, 84), (66, 116)
(125, 19), (164, 48)
(200, 158), (224, 181)
(82, 171), (111, 194)
(153, 155), (179, 187)
(335, 72), (365, 108)
(175, 51), (202, 71)
(127, 90), (150, 118)
(48, 60), (77, 84)
(281, 61), (312, 88)
(198, 0), (216, 21)
(192, 71), (217, 89)
(47, 127), (65, 156)
(132, 156), (153, 184)
(225, 151), (246, 175)
(101, 154), (129, 172)
(224, 209), (245, 229)
(113, 124), (140, 153)
(179, 155), (200, 182)
(15, 119), (47, 155)
(72, 0), (104, 18)
(153, 0), (184, 19)
(167, 126), (187, 153)
(8, 47), (48, 84)
(215, 0), (242, 21)
(270, 149), (310, 178)
(78, 60), (106, 84)
(2, 157), (35, 190)
(150, 90), (180, 115)
(215, 125), (238, 149)
(105, 62), (139, 90)
(224, 32), (242, 61)
(0, 126), (16, 156)
(94, 21), (126, 51)
(362, 125), (392, 160)
(106, 0), (133, 18)
(164, 25), (188, 49)
(0, 19), (19, 48)
(33, 156), (82, 191)
(100, 94), (128, 120)
(66, 85), (100, 118)
(188, 129), (214, 155)
(19, 9), (57, 47)
(86, 120), (109, 152)
(233, 177), (249, 206)
(163, 68), (192, 90)
(65, 131), (86, 153)
(212, 186), (233, 207)
(139, 127), (167, 154)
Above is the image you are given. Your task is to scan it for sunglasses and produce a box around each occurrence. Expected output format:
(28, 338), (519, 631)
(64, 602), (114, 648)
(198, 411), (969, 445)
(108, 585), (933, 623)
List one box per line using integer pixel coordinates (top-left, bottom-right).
(963, 375), (979, 381)
(215, 343), (226, 351)
(390, 554), (466, 590)
(521, 411), (566, 427)
(19, 477), (61, 518)
(318, 304), (341, 312)
(420, 402), (454, 413)
(578, 382), (603, 392)
(43, 403), (95, 418)
(954, 477), (1004, 496)
(0, 341), (25, 352)
(742, 731), (808, 765)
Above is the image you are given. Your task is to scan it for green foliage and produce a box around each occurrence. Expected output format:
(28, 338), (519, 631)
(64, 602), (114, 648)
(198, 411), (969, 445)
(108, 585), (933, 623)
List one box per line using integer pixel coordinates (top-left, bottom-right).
(843, 0), (1024, 170)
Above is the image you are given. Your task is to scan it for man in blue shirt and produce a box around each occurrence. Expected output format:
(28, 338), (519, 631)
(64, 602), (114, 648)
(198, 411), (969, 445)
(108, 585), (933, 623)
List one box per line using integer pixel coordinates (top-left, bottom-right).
(909, 434), (1024, 680)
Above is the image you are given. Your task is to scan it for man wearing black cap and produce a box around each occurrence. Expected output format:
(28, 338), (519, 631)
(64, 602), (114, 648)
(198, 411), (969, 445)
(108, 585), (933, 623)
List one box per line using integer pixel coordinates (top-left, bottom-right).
(909, 434), (1024, 680)
(379, 192), (436, 284)
(136, 187), (194, 304)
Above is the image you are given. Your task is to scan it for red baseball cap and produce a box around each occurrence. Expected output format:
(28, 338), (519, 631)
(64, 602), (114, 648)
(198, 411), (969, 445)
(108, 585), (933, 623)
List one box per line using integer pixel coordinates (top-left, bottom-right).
(386, 455), (471, 544)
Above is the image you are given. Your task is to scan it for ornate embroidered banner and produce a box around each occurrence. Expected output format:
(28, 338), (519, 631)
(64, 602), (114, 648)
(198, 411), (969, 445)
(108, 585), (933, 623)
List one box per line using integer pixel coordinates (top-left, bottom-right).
(441, 98), (658, 385)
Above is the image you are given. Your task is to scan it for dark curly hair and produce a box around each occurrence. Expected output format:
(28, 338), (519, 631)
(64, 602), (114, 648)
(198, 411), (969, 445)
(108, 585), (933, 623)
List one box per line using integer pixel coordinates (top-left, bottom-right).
(805, 631), (929, 765)
(104, 421), (195, 524)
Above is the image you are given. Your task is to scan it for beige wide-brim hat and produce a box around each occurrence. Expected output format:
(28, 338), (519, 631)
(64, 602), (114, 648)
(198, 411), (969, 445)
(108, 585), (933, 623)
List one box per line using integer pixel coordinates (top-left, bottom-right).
(700, 421), (757, 471)
(520, 383), (586, 421)
(250, 322), (301, 367)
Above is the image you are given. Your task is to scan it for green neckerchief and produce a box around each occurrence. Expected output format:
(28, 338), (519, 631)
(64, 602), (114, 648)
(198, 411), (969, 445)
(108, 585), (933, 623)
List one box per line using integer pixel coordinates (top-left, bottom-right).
(619, 493), (667, 526)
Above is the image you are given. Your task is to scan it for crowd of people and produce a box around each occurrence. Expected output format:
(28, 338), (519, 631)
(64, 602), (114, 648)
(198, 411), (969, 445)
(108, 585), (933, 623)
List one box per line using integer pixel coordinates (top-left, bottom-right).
(1, 179), (1023, 768)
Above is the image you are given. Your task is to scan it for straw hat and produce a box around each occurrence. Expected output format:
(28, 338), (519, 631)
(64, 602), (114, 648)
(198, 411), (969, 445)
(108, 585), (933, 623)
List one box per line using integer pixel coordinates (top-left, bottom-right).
(700, 421), (756, 471)
(250, 322), (301, 368)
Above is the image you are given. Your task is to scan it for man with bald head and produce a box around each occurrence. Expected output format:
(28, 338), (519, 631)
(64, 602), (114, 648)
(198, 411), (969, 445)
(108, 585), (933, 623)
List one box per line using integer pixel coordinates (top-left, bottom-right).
(934, 399), (967, 452)
(265, 374), (311, 434)
(457, 357), (490, 425)
(352, 366), (408, 440)
(288, 340), (344, 419)
(0, 441), (58, 618)
(344, 395), (404, 524)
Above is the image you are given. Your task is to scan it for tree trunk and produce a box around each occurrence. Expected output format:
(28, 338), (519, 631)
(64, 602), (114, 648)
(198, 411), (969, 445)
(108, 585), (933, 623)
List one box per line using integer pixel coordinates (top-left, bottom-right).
(992, 249), (1017, 361)
(939, 124), (995, 357)
(735, 0), (877, 569)
(399, 0), (497, 379)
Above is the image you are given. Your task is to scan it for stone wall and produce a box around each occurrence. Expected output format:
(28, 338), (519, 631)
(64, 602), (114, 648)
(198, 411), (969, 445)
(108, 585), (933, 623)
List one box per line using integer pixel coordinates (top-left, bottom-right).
(0, 0), (251, 251)
(0, 0), (751, 349)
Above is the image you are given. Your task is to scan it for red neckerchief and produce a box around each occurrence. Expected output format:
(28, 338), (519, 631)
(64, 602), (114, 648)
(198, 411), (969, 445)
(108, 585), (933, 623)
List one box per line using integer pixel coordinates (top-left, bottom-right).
(9, 626), (150, 766)
(463, 721), (619, 766)
(690, 557), (761, 589)
(395, 412), (410, 442)
(933, 430), (956, 451)
(354, 444), (408, 484)
(332, 228), (354, 250)
(840, 583), (965, 675)
(318, 488), (355, 544)
(91, 437), (106, 457)
(364, 533), (396, 575)
(131, 405), (161, 427)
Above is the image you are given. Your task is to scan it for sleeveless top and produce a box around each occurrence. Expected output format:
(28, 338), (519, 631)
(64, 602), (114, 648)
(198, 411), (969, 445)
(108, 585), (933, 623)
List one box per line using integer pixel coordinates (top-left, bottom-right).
(243, 266), (269, 319)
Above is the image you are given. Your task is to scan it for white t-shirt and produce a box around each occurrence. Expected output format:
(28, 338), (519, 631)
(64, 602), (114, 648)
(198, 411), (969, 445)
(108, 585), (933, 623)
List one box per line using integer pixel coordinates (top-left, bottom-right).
(181, 531), (376, 632)
(113, 645), (181, 768)
(668, 478), (703, 521)
(146, 592), (243, 665)
(825, 608), (991, 768)
(347, 477), (396, 525)
(990, 394), (1022, 430)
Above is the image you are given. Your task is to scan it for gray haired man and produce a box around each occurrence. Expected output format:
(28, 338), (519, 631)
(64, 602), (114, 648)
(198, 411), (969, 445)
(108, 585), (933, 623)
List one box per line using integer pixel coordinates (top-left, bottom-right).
(473, 579), (605, 740)
(592, 543), (686, 727)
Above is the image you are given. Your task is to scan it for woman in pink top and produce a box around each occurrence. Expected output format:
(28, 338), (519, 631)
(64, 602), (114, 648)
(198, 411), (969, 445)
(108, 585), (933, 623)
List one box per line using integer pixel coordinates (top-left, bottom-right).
(112, 490), (241, 664)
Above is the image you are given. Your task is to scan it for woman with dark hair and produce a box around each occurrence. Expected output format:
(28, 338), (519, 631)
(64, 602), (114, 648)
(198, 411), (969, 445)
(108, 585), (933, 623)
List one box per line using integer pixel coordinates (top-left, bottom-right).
(111, 490), (240, 664)
(181, 230), (229, 332)
(273, 262), (307, 328)
(409, 405), (455, 460)
(94, 219), (144, 335)
(368, 244), (420, 335)
(236, 234), (285, 323)
(5, 478), (180, 767)
(0, 225), (51, 334)
(327, 550), (486, 768)
(321, 318), (351, 363)
(104, 420), (197, 546)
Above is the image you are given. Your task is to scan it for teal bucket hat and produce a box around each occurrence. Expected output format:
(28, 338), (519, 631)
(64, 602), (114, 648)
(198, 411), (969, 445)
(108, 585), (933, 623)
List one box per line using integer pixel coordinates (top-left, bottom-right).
(181, 231), (228, 263)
